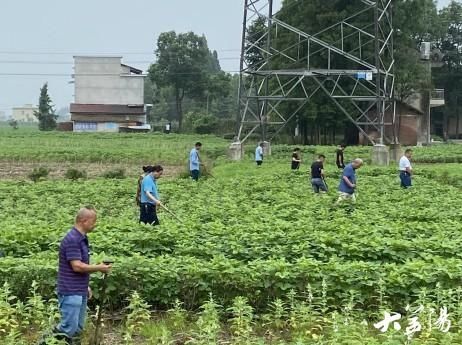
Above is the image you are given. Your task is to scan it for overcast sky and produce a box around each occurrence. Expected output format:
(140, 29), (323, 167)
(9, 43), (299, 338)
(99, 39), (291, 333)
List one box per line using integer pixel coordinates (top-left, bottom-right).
(0, 0), (453, 115)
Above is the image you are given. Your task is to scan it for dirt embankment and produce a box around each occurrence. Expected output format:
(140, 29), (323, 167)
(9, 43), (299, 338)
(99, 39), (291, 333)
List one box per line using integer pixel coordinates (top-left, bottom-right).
(0, 161), (186, 180)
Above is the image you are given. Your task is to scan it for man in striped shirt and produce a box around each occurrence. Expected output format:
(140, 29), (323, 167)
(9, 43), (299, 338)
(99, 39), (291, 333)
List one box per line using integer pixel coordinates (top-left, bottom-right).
(53, 206), (112, 344)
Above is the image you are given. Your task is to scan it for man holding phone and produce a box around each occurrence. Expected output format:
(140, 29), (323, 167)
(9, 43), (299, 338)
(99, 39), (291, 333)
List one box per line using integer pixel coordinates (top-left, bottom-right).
(52, 206), (112, 344)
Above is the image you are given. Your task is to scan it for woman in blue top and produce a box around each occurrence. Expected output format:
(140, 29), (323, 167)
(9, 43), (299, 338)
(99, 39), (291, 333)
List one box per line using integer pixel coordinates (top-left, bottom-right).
(139, 165), (164, 225)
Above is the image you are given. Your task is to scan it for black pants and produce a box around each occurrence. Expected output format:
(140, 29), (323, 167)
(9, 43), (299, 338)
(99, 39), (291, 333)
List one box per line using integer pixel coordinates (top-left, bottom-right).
(256, 160), (263, 166)
(139, 203), (160, 226)
(291, 162), (300, 170)
(190, 169), (200, 181)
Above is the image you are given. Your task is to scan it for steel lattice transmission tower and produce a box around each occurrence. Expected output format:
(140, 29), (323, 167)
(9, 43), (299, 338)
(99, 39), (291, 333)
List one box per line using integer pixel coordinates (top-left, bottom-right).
(236, 0), (395, 146)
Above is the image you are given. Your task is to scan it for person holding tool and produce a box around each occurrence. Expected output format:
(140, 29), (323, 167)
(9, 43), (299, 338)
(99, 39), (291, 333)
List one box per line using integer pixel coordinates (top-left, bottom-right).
(291, 147), (302, 170)
(140, 165), (164, 226)
(336, 158), (363, 204)
(42, 206), (112, 345)
(399, 149), (413, 188)
(336, 144), (346, 169)
(310, 154), (328, 193)
(189, 142), (202, 181)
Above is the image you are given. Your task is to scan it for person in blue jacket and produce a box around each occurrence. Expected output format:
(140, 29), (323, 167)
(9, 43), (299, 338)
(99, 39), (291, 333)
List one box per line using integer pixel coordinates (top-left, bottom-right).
(336, 158), (363, 204)
(140, 165), (164, 225)
(189, 142), (202, 181)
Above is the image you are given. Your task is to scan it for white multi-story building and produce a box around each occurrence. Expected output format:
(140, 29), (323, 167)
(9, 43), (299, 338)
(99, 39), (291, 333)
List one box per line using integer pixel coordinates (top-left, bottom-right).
(12, 104), (39, 122)
(70, 56), (146, 132)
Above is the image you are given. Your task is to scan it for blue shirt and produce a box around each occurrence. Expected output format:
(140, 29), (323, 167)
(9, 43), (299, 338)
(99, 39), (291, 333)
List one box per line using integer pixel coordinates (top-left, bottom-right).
(255, 146), (263, 161)
(57, 228), (90, 296)
(140, 174), (159, 204)
(190, 148), (200, 171)
(338, 163), (356, 194)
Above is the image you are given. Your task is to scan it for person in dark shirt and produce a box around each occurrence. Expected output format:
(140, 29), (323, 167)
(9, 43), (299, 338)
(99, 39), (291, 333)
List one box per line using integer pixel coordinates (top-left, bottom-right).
(291, 148), (302, 170)
(45, 206), (112, 345)
(336, 144), (346, 169)
(310, 154), (328, 193)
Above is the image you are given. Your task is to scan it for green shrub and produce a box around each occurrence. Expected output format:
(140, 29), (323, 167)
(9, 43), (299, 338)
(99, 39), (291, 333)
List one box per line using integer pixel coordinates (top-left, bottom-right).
(102, 168), (126, 179)
(28, 167), (49, 182)
(64, 168), (87, 180)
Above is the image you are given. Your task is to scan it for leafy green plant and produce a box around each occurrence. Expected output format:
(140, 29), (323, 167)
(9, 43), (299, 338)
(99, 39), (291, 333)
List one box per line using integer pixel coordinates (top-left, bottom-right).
(0, 283), (19, 337)
(123, 292), (151, 343)
(64, 168), (87, 180)
(228, 296), (254, 342)
(28, 167), (49, 182)
(190, 294), (222, 344)
(167, 299), (188, 333)
(102, 168), (126, 179)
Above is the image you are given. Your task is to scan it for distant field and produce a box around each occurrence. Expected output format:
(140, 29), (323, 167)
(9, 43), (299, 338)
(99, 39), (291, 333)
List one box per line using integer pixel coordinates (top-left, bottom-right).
(1, 126), (462, 166)
(1, 127), (462, 344)
(0, 126), (229, 164)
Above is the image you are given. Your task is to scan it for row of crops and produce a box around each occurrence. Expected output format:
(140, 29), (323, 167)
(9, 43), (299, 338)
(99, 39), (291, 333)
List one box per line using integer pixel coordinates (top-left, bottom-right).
(1, 127), (462, 164)
(1, 163), (461, 313)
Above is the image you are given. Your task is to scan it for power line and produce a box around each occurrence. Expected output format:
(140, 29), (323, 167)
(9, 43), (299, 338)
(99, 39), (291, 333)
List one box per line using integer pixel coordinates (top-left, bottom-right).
(0, 49), (242, 56)
(0, 71), (241, 77)
(0, 58), (240, 65)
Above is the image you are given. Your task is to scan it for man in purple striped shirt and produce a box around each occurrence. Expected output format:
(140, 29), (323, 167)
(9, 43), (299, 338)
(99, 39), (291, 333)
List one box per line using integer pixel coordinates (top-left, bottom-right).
(52, 206), (111, 344)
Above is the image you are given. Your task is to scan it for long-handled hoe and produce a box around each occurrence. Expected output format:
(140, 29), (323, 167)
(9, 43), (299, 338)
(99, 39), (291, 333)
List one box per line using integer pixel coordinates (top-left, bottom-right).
(160, 203), (183, 224)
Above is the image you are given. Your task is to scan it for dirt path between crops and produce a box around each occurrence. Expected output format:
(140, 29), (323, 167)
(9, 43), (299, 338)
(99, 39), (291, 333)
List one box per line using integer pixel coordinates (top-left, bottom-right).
(0, 161), (186, 180)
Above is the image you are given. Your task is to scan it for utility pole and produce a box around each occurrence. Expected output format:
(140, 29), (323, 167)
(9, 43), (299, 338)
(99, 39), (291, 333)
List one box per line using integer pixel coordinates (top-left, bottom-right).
(236, 0), (395, 164)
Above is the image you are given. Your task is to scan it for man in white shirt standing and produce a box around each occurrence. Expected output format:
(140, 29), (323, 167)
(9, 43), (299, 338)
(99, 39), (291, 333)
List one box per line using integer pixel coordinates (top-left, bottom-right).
(399, 149), (413, 188)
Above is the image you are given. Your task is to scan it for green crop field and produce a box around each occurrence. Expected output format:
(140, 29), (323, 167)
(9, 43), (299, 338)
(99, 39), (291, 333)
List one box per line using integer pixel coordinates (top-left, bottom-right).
(1, 130), (462, 344)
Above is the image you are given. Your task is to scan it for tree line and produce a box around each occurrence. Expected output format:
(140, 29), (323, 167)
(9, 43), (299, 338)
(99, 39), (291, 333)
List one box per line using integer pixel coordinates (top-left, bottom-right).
(33, 0), (462, 143)
(145, 0), (462, 144)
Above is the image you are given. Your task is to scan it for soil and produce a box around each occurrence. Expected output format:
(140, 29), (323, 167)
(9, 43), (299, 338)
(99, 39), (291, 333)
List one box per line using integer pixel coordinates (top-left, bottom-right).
(0, 161), (186, 180)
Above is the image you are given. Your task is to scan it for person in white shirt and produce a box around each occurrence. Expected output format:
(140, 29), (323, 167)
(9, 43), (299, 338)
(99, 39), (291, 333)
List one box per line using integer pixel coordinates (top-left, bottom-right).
(399, 149), (413, 188)
(255, 143), (264, 166)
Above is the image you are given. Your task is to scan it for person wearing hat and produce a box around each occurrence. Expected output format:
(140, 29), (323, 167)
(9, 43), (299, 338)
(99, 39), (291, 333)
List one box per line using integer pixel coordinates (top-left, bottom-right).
(139, 165), (164, 225)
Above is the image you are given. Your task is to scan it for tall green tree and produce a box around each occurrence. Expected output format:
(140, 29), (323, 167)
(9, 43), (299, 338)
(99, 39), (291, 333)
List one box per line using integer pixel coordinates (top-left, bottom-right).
(34, 83), (57, 131)
(148, 31), (211, 131)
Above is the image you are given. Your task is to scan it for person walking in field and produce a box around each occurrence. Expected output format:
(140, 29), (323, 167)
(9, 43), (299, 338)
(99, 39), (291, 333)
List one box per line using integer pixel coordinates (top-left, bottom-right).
(43, 206), (112, 345)
(336, 144), (346, 169)
(311, 154), (328, 193)
(140, 165), (164, 225)
(189, 142), (202, 181)
(336, 158), (363, 204)
(399, 149), (413, 188)
(291, 147), (302, 170)
(255, 142), (264, 166)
